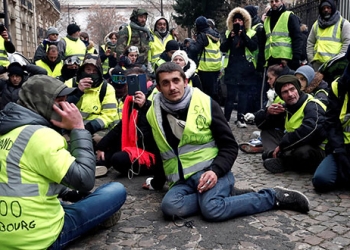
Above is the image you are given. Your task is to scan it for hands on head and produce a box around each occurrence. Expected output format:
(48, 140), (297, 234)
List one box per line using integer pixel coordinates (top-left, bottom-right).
(51, 102), (84, 130)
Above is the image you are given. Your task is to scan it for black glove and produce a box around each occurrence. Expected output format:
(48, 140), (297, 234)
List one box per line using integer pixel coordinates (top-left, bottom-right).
(85, 122), (95, 134)
(59, 190), (91, 202)
(335, 152), (350, 184)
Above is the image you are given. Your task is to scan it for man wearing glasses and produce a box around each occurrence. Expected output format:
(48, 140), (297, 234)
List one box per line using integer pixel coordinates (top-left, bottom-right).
(33, 26), (60, 62)
(259, 0), (303, 71)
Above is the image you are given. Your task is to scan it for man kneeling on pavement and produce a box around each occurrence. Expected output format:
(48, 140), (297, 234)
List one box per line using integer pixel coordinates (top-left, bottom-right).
(142, 62), (310, 222)
(255, 75), (327, 174)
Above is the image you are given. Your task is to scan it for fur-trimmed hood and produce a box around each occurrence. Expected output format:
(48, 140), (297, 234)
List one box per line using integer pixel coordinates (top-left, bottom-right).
(184, 58), (196, 79)
(226, 7), (252, 31)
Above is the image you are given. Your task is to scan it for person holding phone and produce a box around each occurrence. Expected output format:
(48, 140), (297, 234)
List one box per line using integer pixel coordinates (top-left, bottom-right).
(0, 24), (15, 68)
(100, 31), (118, 79)
(95, 67), (161, 178)
(220, 7), (259, 128)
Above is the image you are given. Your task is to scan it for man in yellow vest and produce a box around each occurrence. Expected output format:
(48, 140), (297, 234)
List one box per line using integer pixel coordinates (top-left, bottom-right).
(307, 0), (350, 71)
(0, 75), (126, 249)
(260, 0), (303, 70)
(255, 75), (327, 174)
(35, 45), (63, 77)
(149, 17), (176, 67)
(188, 16), (222, 102)
(312, 45), (350, 192)
(57, 23), (86, 62)
(0, 24), (15, 68)
(142, 62), (310, 222)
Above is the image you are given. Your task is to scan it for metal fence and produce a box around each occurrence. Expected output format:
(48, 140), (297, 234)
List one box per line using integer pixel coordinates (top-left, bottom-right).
(290, 0), (320, 29)
(338, 0), (349, 20)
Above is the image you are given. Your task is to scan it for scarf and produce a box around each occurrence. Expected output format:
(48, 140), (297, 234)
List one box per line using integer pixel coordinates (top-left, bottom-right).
(159, 86), (193, 115)
(318, 11), (340, 29)
(121, 95), (155, 167)
(129, 22), (154, 42)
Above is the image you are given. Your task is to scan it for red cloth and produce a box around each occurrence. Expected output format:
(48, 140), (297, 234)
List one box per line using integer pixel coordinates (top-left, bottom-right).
(121, 96), (155, 167)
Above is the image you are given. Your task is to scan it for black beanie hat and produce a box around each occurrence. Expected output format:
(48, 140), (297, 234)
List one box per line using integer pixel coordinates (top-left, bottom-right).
(244, 6), (257, 18)
(165, 40), (180, 52)
(274, 75), (301, 98)
(7, 62), (24, 77)
(67, 23), (80, 36)
(233, 13), (244, 20)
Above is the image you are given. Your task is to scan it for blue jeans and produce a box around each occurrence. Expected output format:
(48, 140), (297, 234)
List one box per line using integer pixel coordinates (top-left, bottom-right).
(312, 154), (339, 192)
(161, 171), (276, 221)
(50, 182), (127, 249)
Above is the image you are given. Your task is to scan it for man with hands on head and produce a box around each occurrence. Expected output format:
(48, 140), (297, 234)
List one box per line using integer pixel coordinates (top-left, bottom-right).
(0, 75), (126, 249)
(143, 62), (310, 222)
(255, 75), (327, 174)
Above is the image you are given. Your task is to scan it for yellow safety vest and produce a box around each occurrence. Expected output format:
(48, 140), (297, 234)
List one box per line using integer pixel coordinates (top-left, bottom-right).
(76, 82), (118, 128)
(35, 59), (63, 78)
(0, 36), (10, 67)
(87, 47), (95, 54)
(198, 36), (222, 72)
(149, 33), (175, 65)
(331, 80), (350, 144)
(0, 125), (72, 249)
(264, 11), (293, 61)
(223, 29), (257, 68)
(62, 37), (86, 62)
(101, 45), (109, 75)
(285, 94), (327, 149)
(146, 88), (219, 187)
(312, 17), (344, 63)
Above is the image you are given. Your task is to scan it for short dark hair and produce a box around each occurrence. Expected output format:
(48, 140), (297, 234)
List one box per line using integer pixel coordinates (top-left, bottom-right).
(125, 67), (146, 76)
(155, 62), (186, 85)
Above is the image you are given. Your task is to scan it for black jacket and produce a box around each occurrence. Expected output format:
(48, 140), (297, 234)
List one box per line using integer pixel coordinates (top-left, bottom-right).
(150, 95), (238, 190)
(255, 92), (327, 152)
(0, 64), (47, 109)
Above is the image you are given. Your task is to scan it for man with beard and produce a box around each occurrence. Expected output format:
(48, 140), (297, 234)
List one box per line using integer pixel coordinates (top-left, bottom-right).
(149, 17), (176, 68)
(307, 0), (350, 71)
(259, 0), (303, 70)
(255, 75), (327, 174)
(35, 45), (63, 78)
(116, 8), (153, 67)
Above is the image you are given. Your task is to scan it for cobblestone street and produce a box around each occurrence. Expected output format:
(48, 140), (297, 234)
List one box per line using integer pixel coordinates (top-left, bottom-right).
(67, 112), (350, 250)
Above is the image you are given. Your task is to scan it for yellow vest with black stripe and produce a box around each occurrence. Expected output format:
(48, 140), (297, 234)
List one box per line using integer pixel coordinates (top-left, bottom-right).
(198, 36), (222, 72)
(0, 125), (72, 249)
(312, 17), (344, 63)
(285, 94), (327, 149)
(35, 59), (63, 78)
(331, 80), (350, 144)
(149, 33), (175, 65)
(0, 36), (10, 67)
(264, 11), (293, 61)
(62, 37), (86, 62)
(146, 88), (219, 187)
(75, 82), (118, 128)
(223, 29), (257, 68)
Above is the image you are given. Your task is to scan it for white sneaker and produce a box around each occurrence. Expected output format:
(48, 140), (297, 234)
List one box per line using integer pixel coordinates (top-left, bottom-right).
(95, 166), (108, 177)
(236, 121), (247, 128)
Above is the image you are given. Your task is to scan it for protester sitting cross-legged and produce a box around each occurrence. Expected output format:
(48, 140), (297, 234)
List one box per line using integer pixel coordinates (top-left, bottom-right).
(142, 62), (310, 222)
(0, 75), (126, 249)
(96, 67), (161, 178)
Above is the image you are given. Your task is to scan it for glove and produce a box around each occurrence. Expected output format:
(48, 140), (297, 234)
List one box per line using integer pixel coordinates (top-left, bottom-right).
(59, 190), (91, 202)
(142, 177), (154, 190)
(244, 113), (255, 122)
(334, 152), (350, 183)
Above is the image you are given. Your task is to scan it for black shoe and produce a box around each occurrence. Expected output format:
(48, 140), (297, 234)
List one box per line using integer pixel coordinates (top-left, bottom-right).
(231, 186), (256, 196)
(263, 158), (287, 173)
(274, 186), (310, 213)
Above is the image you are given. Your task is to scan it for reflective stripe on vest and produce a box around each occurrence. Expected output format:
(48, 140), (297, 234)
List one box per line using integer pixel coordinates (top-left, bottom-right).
(198, 36), (222, 71)
(223, 29), (257, 68)
(146, 88), (219, 187)
(63, 37), (86, 62)
(0, 126), (41, 197)
(0, 36), (10, 67)
(313, 17), (344, 63)
(264, 11), (293, 61)
(332, 80), (350, 143)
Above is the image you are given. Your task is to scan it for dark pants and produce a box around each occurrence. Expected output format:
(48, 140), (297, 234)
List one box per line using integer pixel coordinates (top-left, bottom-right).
(261, 128), (325, 173)
(198, 70), (220, 103)
(224, 84), (249, 122)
